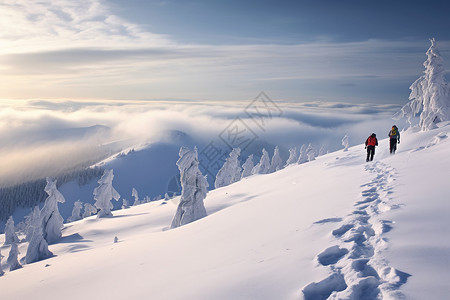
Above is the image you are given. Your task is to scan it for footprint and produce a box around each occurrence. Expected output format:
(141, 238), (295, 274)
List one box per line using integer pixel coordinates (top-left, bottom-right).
(302, 273), (347, 300)
(332, 224), (354, 237)
(351, 259), (379, 278)
(317, 245), (349, 266)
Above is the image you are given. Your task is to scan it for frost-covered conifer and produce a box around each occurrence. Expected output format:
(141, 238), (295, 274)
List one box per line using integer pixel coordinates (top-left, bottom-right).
(171, 147), (208, 229)
(25, 206), (53, 264)
(342, 134), (349, 152)
(132, 188), (140, 206)
(122, 199), (130, 209)
(83, 203), (97, 218)
(297, 144), (308, 164)
(215, 148), (242, 188)
(252, 148), (271, 174)
(93, 169), (120, 218)
(318, 145), (327, 156)
(41, 177), (65, 244)
(4, 216), (19, 245)
(241, 154), (254, 179)
(306, 144), (316, 161)
(395, 38), (450, 130)
(0, 249), (4, 276)
(67, 200), (83, 223)
(7, 242), (22, 271)
(269, 146), (283, 173)
(285, 147), (298, 166)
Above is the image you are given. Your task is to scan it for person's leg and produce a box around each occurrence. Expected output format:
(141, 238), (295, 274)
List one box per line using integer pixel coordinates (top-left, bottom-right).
(370, 146), (375, 161)
(390, 139), (395, 154)
(366, 148), (370, 162)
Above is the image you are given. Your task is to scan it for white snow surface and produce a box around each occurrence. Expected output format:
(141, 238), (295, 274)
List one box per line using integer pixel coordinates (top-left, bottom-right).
(1, 124), (450, 299)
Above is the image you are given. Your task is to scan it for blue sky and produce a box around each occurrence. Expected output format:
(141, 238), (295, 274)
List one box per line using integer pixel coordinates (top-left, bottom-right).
(110, 0), (450, 44)
(1, 0), (450, 104)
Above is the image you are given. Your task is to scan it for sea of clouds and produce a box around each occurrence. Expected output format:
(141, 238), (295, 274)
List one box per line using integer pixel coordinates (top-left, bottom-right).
(0, 97), (403, 187)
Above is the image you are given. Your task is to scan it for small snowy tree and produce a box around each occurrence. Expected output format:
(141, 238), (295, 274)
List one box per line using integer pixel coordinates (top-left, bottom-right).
(342, 134), (349, 151)
(67, 200), (83, 223)
(306, 143), (317, 161)
(171, 147), (208, 229)
(297, 144), (308, 164)
(318, 145), (327, 156)
(285, 147), (298, 166)
(269, 146), (283, 173)
(7, 242), (22, 271)
(25, 206), (53, 264)
(0, 249), (4, 276)
(41, 177), (65, 244)
(83, 203), (97, 218)
(132, 188), (140, 206)
(4, 216), (19, 245)
(122, 198), (130, 209)
(241, 154), (254, 178)
(252, 148), (271, 175)
(215, 148), (242, 188)
(93, 169), (120, 218)
(395, 38), (450, 130)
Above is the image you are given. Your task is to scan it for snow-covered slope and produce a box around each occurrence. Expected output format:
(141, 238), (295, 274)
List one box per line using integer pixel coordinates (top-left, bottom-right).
(1, 124), (449, 299)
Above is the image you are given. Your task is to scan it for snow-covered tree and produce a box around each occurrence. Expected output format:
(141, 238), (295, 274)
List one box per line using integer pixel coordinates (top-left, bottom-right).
(269, 146), (283, 173)
(215, 148), (242, 188)
(306, 143), (317, 161)
(67, 200), (83, 223)
(252, 148), (271, 175)
(241, 154), (254, 178)
(93, 169), (120, 218)
(83, 203), (97, 218)
(285, 147), (298, 166)
(395, 38), (450, 130)
(297, 144), (308, 164)
(4, 216), (19, 245)
(0, 249), (4, 276)
(122, 198), (130, 209)
(25, 206), (53, 264)
(7, 242), (22, 271)
(132, 188), (140, 206)
(171, 147), (208, 229)
(318, 145), (327, 156)
(41, 177), (65, 244)
(342, 134), (349, 151)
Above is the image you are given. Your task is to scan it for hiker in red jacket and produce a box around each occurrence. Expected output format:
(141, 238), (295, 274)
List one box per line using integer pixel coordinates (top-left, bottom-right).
(365, 133), (378, 162)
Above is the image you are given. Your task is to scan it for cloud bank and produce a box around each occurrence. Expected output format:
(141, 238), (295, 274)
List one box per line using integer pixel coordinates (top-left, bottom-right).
(0, 98), (400, 187)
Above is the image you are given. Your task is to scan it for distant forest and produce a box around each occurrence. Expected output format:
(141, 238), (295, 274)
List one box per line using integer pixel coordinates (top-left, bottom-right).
(0, 167), (104, 222)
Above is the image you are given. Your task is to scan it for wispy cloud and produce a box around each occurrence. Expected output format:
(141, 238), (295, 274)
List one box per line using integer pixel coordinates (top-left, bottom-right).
(0, 0), (446, 102)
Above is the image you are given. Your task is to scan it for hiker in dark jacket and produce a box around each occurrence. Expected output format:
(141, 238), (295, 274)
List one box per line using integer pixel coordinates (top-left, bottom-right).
(365, 133), (378, 162)
(388, 125), (400, 154)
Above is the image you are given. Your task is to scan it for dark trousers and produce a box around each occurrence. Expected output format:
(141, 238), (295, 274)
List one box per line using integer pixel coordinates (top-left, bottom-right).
(390, 138), (397, 154)
(366, 145), (375, 161)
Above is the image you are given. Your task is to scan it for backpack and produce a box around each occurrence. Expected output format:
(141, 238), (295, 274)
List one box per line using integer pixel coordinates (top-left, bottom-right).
(390, 127), (398, 137)
(367, 136), (377, 146)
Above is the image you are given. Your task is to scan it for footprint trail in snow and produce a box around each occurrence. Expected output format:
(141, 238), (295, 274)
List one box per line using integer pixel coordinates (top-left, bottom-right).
(302, 161), (410, 300)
